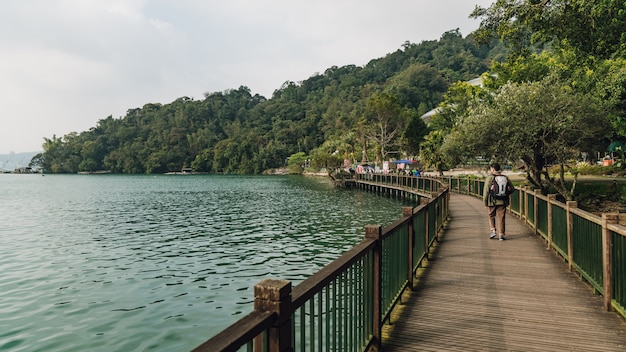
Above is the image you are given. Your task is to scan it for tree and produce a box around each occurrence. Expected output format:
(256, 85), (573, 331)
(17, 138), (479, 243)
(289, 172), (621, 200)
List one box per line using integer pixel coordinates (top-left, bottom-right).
(386, 63), (448, 110)
(420, 79), (491, 170)
(483, 51), (556, 88)
(485, 50), (626, 164)
(78, 140), (104, 172)
(402, 110), (429, 157)
(287, 152), (307, 174)
(41, 134), (79, 173)
(29, 153), (44, 170)
(419, 130), (450, 175)
(443, 75), (611, 200)
(471, 0), (626, 59)
(365, 93), (404, 161)
(309, 137), (352, 170)
(582, 57), (626, 147)
(309, 148), (343, 170)
(191, 149), (214, 172)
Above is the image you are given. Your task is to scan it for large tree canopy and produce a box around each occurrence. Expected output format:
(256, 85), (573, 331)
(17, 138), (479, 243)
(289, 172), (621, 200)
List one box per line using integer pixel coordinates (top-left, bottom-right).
(443, 75), (611, 199)
(472, 0), (626, 59)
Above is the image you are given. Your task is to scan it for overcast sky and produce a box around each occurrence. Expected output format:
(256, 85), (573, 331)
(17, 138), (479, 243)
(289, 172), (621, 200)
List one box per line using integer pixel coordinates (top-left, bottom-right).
(0, 0), (493, 154)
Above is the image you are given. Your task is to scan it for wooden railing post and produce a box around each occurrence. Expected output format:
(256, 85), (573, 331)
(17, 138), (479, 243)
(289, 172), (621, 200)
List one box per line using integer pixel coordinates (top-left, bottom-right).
(566, 201), (577, 271)
(365, 225), (383, 350)
(547, 194), (557, 250)
(253, 279), (292, 352)
(602, 213), (619, 311)
(620, 213), (626, 226)
(403, 207), (415, 288)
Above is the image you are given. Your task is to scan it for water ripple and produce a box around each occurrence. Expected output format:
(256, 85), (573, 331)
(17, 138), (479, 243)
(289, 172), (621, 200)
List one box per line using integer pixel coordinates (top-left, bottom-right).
(0, 174), (412, 352)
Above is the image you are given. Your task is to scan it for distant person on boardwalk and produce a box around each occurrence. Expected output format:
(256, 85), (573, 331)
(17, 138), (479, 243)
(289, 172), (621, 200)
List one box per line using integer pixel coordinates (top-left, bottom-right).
(483, 163), (515, 241)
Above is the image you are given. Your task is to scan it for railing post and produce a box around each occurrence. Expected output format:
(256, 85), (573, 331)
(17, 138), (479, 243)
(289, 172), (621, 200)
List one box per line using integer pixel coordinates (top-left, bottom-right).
(547, 194), (557, 250)
(520, 186), (525, 221)
(534, 189), (541, 234)
(403, 207), (414, 288)
(523, 187), (529, 224)
(253, 279), (292, 352)
(602, 213), (619, 311)
(506, 185), (522, 219)
(365, 225), (382, 350)
(446, 189), (451, 222)
(421, 198), (430, 259)
(619, 213), (626, 226)
(566, 201), (577, 271)
(431, 193), (440, 239)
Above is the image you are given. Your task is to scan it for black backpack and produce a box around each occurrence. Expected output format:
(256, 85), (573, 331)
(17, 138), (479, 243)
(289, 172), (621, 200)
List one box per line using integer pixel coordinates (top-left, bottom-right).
(489, 175), (513, 199)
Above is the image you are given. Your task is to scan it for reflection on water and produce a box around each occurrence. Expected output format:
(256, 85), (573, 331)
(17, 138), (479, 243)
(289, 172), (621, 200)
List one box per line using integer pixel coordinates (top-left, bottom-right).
(0, 174), (412, 351)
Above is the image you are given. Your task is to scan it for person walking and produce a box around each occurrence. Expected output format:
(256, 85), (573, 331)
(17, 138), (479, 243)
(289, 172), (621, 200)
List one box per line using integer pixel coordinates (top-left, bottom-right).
(483, 163), (515, 241)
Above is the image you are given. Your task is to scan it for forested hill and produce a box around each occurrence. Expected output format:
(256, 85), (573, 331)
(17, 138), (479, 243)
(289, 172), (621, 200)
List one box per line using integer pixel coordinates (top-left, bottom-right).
(36, 29), (505, 174)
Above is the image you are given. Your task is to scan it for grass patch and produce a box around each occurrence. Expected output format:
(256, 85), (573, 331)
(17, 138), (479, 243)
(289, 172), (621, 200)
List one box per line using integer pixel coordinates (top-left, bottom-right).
(570, 164), (626, 177)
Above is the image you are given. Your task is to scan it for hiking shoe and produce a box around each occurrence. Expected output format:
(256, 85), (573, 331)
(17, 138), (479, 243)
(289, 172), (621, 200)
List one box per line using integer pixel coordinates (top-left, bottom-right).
(489, 231), (497, 239)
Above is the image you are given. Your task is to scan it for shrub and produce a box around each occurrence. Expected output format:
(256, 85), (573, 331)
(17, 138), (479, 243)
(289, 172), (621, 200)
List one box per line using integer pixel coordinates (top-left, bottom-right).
(571, 164), (626, 176)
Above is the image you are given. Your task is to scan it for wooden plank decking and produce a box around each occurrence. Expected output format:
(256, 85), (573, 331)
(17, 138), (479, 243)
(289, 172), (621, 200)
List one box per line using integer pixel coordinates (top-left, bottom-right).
(381, 193), (626, 351)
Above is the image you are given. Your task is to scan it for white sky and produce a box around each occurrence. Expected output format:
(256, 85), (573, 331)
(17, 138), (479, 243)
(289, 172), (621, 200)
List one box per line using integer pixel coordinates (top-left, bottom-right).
(0, 0), (493, 153)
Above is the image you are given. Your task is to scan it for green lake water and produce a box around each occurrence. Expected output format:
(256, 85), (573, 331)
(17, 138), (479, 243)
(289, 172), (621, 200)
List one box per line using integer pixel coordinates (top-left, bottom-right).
(0, 174), (412, 351)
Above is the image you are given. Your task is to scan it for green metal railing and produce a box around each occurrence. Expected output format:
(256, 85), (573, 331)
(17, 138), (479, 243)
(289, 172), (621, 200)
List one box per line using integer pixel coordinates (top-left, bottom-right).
(571, 212), (604, 292)
(436, 175), (626, 321)
(612, 229), (626, 317)
(193, 173), (625, 351)
(292, 250), (373, 351)
(536, 197), (549, 239)
(551, 205), (568, 257)
(355, 174), (447, 322)
(526, 192), (536, 228)
(509, 189), (521, 215)
(192, 176), (449, 352)
(381, 221), (409, 321)
(412, 210), (427, 270)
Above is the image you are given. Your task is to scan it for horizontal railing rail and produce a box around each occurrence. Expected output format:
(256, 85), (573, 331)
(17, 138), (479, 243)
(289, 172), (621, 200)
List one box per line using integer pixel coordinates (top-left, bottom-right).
(192, 310), (275, 351)
(356, 173), (446, 198)
(192, 176), (449, 351)
(436, 175), (626, 320)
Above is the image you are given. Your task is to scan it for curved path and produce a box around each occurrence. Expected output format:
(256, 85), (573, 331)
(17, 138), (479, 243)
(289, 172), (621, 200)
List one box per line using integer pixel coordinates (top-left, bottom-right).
(381, 193), (626, 351)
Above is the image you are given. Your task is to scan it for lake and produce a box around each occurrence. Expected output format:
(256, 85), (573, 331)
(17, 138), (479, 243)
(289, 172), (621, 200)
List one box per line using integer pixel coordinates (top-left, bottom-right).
(0, 174), (412, 351)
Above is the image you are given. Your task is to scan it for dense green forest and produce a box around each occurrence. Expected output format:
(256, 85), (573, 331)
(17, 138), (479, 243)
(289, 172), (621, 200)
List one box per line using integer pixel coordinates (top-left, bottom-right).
(33, 29), (504, 174)
(34, 0), (626, 204)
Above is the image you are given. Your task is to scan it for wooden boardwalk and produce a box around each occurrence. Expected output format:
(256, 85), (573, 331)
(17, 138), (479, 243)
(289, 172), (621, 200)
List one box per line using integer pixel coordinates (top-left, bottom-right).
(381, 193), (626, 351)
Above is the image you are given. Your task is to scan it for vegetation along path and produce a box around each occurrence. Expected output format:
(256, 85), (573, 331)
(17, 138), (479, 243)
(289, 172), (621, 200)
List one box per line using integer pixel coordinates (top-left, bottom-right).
(381, 193), (626, 351)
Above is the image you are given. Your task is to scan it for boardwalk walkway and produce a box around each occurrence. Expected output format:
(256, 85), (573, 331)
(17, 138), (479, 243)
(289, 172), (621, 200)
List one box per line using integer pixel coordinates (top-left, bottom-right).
(381, 193), (626, 351)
